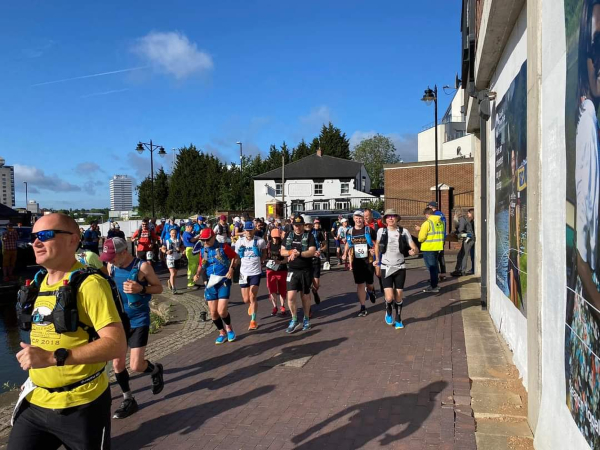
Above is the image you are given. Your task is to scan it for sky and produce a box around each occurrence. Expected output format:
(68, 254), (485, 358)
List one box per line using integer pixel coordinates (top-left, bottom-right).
(0, 1), (461, 209)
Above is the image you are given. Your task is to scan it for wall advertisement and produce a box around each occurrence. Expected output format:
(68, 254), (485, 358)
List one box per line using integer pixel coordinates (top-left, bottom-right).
(494, 61), (528, 317)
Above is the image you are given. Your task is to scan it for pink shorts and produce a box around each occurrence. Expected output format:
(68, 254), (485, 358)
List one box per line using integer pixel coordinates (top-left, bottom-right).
(266, 270), (287, 295)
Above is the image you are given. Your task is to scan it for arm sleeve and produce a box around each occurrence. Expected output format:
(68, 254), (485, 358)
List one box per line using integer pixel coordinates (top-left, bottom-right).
(223, 244), (238, 260)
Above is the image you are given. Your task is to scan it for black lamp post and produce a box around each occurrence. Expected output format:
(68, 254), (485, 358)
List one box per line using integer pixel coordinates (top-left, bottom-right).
(421, 85), (440, 210)
(136, 140), (167, 218)
(24, 181), (28, 208)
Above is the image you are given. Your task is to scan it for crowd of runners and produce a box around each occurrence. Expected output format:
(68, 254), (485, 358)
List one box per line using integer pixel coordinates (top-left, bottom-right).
(9, 203), (475, 449)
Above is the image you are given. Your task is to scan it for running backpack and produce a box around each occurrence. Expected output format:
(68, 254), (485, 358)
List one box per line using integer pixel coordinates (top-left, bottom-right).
(285, 232), (310, 251)
(16, 268), (130, 342)
(348, 228), (375, 248)
(379, 227), (410, 258)
(238, 237), (262, 258)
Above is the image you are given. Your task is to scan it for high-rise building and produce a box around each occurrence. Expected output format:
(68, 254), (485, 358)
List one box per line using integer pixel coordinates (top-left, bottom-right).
(0, 158), (15, 208)
(109, 175), (133, 211)
(27, 200), (40, 214)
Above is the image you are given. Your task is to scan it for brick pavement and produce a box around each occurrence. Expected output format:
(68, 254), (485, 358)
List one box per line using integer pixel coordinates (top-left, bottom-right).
(111, 258), (476, 450)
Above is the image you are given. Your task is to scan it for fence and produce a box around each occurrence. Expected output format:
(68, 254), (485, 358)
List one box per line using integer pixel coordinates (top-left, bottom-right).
(384, 197), (430, 217)
(452, 191), (474, 209)
(288, 197), (381, 215)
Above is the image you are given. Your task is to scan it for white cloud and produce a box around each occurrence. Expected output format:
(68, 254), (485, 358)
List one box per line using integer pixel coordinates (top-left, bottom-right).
(133, 31), (213, 80)
(299, 106), (331, 128)
(15, 164), (81, 192)
(350, 131), (419, 162)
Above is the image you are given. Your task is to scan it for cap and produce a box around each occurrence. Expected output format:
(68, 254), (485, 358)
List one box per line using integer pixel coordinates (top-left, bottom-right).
(185, 221), (193, 226)
(342, 218), (349, 223)
(199, 228), (214, 240)
(234, 217), (240, 223)
(314, 218), (320, 224)
(383, 208), (399, 218)
(219, 214), (227, 221)
(293, 215), (305, 225)
(270, 229), (281, 238)
(302, 215), (314, 225)
(100, 237), (128, 262)
(353, 210), (364, 217)
(427, 201), (438, 208)
(244, 221), (255, 231)
(197, 215), (205, 221)
(114, 223), (120, 228)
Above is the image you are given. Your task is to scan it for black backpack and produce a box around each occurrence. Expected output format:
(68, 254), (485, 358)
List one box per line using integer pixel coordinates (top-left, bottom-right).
(379, 226), (410, 258)
(17, 267), (131, 342)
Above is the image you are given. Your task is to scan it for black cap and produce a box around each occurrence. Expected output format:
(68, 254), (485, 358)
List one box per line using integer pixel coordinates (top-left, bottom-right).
(293, 215), (305, 225)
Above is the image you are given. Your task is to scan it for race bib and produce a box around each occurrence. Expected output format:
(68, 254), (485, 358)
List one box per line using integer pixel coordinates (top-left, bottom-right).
(355, 243), (368, 259)
(287, 272), (293, 282)
(239, 274), (248, 284)
(266, 260), (280, 271)
(12, 378), (37, 425)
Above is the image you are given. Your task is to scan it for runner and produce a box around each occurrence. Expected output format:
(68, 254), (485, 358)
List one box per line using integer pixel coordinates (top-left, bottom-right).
(102, 237), (165, 419)
(416, 207), (445, 293)
(331, 214), (343, 263)
(75, 247), (108, 275)
(107, 223), (125, 239)
(304, 216), (326, 308)
(337, 218), (351, 269)
(161, 228), (183, 293)
(364, 208), (385, 294)
(132, 218), (159, 262)
(160, 217), (179, 243)
(213, 215), (231, 244)
(82, 221), (101, 254)
(193, 228), (239, 344)
(266, 228), (288, 316)
(9, 214), (126, 449)
(234, 221), (267, 330)
(182, 221), (200, 289)
(374, 209), (419, 329)
(281, 215), (317, 333)
(193, 216), (206, 234)
(346, 210), (378, 317)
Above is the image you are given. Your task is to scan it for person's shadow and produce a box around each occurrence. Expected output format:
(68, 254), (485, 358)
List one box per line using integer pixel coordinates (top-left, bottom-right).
(292, 381), (447, 449)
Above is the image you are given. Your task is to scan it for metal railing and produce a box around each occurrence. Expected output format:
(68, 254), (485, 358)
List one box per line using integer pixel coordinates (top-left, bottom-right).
(384, 197), (430, 217)
(453, 191), (474, 208)
(288, 197), (381, 215)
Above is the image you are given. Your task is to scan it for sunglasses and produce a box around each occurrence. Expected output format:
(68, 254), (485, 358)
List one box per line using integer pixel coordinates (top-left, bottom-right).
(31, 230), (74, 242)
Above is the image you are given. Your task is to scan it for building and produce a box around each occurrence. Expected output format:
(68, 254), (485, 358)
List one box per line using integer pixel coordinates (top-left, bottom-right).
(26, 200), (40, 214)
(253, 149), (376, 218)
(459, 0), (596, 448)
(0, 158), (15, 208)
(109, 175), (133, 212)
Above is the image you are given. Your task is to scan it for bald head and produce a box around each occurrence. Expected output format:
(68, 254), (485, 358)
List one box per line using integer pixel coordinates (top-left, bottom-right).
(34, 213), (80, 235)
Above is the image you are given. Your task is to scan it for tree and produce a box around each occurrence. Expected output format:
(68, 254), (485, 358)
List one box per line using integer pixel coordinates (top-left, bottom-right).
(318, 122), (351, 159)
(351, 134), (400, 189)
(292, 139), (312, 161)
(153, 168), (170, 218)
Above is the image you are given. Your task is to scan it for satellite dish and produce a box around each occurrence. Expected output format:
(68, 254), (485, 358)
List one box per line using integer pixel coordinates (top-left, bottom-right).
(455, 73), (462, 90)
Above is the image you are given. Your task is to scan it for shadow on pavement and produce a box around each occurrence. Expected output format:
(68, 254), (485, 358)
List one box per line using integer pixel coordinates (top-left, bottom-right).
(112, 385), (276, 449)
(291, 381), (448, 449)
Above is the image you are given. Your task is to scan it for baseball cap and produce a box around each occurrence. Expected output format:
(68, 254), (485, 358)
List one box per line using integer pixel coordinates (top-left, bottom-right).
(185, 221), (193, 226)
(342, 218), (348, 223)
(303, 215), (314, 225)
(353, 210), (364, 217)
(270, 229), (281, 238)
(314, 218), (320, 224)
(427, 201), (438, 208)
(197, 215), (205, 221)
(199, 228), (215, 240)
(244, 221), (255, 231)
(293, 215), (305, 225)
(219, 214), (227, 221)
(234, 216), (240, 223)
(100, 237), (128, 262)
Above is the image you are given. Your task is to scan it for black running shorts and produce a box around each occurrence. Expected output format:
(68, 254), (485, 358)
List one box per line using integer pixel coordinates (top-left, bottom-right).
(311, 259), (321, 279)
(352, 259), (374, 285)
(8, 388), (111, 450)
(381, 268), (407, 290)
(128, 326), (150, 348)
(287, 269), (312, 295)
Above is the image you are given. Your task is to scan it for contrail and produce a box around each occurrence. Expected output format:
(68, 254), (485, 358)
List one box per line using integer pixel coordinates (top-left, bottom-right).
(80, 88), (129, 99)
(31, 66), (148, 87)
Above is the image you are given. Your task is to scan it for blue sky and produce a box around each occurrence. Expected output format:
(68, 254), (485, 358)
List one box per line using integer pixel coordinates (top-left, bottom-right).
(0, 1), (461, 209)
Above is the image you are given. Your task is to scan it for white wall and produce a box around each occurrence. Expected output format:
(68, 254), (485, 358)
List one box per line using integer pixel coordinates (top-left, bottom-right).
(418, 125), (447, 161)
(487, 5), (529, 387)
(441, 134), (478, 159)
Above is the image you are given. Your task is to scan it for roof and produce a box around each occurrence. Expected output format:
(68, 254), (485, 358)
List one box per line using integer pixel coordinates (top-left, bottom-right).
(254, 154), (363, 180)
(384, 157), (474, 170)
(0, 203), (21, 218)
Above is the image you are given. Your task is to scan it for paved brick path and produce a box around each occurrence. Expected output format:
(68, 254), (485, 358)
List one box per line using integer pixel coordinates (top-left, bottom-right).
(111, 259), (476, 450)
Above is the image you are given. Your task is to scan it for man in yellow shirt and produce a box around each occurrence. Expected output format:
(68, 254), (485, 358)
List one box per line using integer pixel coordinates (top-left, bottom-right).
(416, 207), (445, 293)
(9, 213), (126, 450)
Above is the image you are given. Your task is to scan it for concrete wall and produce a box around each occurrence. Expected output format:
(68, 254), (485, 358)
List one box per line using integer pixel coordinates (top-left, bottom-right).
(417, 125), (450, 161)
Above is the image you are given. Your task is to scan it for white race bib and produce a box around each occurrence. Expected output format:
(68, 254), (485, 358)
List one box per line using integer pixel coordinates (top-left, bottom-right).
(287, 271), (294, 282)
(12, 378), (37, 425)
(355, 243), (368, 259)
(239, 274), (248, 285)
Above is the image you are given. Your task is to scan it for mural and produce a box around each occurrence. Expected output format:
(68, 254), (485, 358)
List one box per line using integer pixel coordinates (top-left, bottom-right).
(494, 61), (528, 316)
(564, 0), (600, 447)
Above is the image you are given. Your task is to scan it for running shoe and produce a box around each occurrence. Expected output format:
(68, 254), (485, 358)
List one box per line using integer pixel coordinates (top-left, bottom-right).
(271, 307), (278, 316)
(313, 289), (321, 304)
(215, 334), (227, 345)
(423, 286), (440, 293)
(227, 330), (236, 342)
(357, 308), (368, 317)
(279, 306), (286, 316)
(113, 397), (139, 419)
(150, 363), (164, 395)
(394, 320), (405, 329)
(302, 318), (312, 331)
(248, 320), (258, 330)
(368, 290), (376, 304)
(385, 312), (394, 326)
(286, 319), (301, 334)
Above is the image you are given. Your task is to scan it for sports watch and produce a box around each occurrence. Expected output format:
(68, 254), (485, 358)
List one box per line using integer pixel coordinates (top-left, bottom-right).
(54, 348), (69, 367)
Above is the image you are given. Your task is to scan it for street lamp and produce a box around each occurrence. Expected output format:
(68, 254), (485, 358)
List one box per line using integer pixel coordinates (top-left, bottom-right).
(421, 85), (440, 210)
(236, 141), (243, 171)
(136, 140), (167, 218)
(23, 182), (28, 208)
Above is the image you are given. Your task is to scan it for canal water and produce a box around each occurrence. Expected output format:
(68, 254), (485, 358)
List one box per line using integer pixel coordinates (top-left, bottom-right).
(0, 288), (29, 392)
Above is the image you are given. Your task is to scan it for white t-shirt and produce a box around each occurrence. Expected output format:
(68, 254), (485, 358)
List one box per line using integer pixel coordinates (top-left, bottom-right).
(165, 238), (182, 263)
(213, 223), (229, 244)
(377, 227), (413, 269)
(337, 226), (350, 241)
(235, 237), (266, 276)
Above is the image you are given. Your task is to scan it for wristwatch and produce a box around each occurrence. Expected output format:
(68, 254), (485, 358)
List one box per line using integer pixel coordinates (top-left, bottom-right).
(140, 285), (147, 295)
(54, 348), (69, 367)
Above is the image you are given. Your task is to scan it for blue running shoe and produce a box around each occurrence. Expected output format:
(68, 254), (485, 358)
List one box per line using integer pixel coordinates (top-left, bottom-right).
(215, 334), (227, 344)
(385, 313), (394, 326)
(286, 319), (300, 334)
(227, 330), (236, 342)
(302, 318), (312, 331)
(394, 321), (404, 330)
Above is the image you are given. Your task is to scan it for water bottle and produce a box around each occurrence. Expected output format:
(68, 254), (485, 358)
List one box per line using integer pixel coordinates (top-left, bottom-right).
(125, 267), (143, 307)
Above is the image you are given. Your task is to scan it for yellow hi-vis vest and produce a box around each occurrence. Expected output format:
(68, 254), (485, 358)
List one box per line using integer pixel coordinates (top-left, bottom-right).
(420, 217), (445, 251)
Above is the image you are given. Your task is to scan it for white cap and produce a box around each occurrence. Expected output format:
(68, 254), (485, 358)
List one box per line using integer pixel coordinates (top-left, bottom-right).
(303, 215), (314, 224)
(353, 210), (364, 217)
(234, 217), (240, 223)
(342, 218), (349, 223)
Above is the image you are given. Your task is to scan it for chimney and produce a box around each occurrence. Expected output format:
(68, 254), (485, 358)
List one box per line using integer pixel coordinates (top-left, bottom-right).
(317, 147), (322, 157)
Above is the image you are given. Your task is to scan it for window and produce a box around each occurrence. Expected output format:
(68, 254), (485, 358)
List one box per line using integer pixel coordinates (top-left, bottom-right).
(313, 201), (329, 211)
(291, 201), (304, 213)
(335, 200), (350, 210)
(275, 183), (282, 197)
(314, 182), (323, 196)
(341, 182), (350, 195)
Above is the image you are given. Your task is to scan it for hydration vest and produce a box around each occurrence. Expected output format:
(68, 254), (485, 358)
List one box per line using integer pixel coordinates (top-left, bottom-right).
(238, 237), (262, 258)
(109, 258), (151, 308)
(378, 227), (410, 258)
(17, 268), (130, 342)
(200, 243), (232, 275)
(348, 227), (375, 248)
(285, 232), (310, 252)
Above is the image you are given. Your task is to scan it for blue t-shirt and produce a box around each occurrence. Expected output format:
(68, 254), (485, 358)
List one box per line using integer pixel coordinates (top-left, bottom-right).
(112, 259), (151, 328)
(434, 210), (447, 238)
(83, 228), (100, 245)
(182, 231), (196, 248)
(161, 223), (180, 241)
(193, 223), (206, 234)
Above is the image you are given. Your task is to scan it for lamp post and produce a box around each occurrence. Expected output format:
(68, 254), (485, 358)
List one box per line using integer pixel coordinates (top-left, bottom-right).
(23, 182), (28, 209)
(421, 85), (440, 210)
(236, 141), (243, 171)
(136, 140), (167, 218)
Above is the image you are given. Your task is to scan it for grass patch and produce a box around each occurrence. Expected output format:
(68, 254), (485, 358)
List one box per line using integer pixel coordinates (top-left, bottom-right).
(149, 312), (167, 334)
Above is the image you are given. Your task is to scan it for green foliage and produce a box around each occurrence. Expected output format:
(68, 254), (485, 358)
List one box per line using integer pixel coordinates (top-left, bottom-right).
(361, 199), (385, 212)
(149, 312), (166, 334)
(351, 134), (400, 189)
(293, 139), (312, 161)
(317, 122), (351, 159)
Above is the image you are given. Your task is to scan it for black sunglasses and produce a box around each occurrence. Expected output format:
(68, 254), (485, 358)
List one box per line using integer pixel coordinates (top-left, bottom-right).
(31, 230), (74, 242)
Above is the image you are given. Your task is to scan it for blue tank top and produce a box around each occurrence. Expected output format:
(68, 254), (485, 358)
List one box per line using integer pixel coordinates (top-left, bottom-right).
(112, 258), (151, 328)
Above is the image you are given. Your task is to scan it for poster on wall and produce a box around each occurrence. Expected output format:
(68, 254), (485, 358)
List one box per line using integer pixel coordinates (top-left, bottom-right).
(494, 61), (528, 317)
(564, 0), (600, 447)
